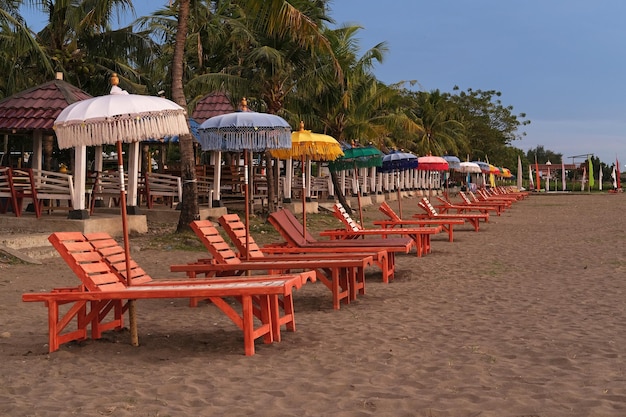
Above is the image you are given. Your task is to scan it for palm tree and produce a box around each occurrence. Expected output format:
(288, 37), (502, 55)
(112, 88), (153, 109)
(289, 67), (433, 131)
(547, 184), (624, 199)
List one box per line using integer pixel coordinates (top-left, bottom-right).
(292, 24), (422, 211)
(168, 0), (201, 232)
(180, 0), (340, 214)
(410, 89), (467, 156)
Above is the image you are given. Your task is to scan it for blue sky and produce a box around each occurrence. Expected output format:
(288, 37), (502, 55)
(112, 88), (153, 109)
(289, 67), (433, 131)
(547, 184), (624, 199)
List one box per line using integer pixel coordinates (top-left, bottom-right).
(21, 0), (626, 164)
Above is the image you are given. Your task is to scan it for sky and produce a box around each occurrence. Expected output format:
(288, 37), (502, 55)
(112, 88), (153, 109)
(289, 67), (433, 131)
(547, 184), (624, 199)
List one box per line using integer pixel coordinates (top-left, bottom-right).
(20, 0), (626, 165)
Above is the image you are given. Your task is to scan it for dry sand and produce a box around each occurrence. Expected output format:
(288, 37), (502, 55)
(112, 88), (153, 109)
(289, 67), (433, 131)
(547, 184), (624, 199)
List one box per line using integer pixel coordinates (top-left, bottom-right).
(1, 192), (626, 416)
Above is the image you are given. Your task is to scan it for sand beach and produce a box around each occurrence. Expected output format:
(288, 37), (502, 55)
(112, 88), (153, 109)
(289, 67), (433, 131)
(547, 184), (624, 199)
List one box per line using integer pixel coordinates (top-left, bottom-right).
(1, 192), (625, 416)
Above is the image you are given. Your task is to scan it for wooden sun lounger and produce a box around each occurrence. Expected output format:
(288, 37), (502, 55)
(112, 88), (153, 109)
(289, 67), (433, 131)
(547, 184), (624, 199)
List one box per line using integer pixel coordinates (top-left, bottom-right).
(373, 201), (464, 242)
(324, 203), (442, 257)
(268, 208), (415, 282)
(458, 191), (505, 214)
(170, 220), (373, 310)
(217, 213), (391, 286)
(22, 232), (314, 356)
(413, 197), (488, 232)
(434, 195), (500, 217)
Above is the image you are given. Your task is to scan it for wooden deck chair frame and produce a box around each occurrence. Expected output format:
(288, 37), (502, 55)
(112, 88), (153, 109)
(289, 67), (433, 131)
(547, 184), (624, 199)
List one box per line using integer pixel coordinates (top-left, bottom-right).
(373, 201), (464, 242)
(268, 209), (421, 283)
(172, 220), (373, 309)
(324, 203), (442, 257)
(22, 232), (314, 356)
(414, 197), (488, 232)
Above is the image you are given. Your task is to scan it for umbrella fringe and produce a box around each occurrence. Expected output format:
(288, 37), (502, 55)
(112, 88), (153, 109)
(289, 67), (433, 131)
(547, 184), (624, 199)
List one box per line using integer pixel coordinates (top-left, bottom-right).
(55, 110), (189, 149)
(271, 142), (344, 160)
(199, 128), (292, 152)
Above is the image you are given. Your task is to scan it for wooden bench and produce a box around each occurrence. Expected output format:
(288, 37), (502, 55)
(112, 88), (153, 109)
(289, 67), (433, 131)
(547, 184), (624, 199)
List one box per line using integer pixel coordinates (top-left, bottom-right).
(0, 167), (18, 215)
(22, 232), (314, 356)
(10, 168), (41, 217)
(32, 168), (75, 214)
(144, 172), (182, 209)
(90, 171), (124, 213)
(196, 175), (213, 205)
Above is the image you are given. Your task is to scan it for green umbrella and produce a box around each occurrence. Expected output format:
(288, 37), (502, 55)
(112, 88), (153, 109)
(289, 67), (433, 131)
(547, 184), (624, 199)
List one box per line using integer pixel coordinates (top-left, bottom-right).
(329, 144), (383, 227)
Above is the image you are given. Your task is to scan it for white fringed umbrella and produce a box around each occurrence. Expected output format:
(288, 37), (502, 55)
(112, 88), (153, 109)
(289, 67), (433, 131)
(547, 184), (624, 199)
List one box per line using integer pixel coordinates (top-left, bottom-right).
(54, 73), (189, 346)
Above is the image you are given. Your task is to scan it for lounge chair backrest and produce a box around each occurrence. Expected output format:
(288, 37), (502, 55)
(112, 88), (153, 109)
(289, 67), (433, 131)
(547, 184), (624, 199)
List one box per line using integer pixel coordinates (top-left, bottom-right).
(378, 201), (401, 222)
(419, 197), (439, 216)
(218, 214), (264, 259)
(48, 232), (129, 292)
(467, 191), (480, 202)
(86, 232), (153, 285)
(190, 220), (243, 264)
(268, 209), (316, 245)
(333, 203), (362, 231)
(459, 191), (472, 205)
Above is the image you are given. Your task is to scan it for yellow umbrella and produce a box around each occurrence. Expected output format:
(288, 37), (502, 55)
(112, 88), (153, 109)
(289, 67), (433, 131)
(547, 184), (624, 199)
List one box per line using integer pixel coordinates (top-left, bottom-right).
(271, 121), (343, 235)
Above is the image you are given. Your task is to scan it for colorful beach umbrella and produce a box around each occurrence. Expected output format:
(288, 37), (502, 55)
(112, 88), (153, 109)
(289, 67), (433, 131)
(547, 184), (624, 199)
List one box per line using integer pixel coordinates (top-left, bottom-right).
(270, 121), (343, 236)
(329, 144), (383, 227)
(198, 99), (291, 260)
(378, 150), (418, 217)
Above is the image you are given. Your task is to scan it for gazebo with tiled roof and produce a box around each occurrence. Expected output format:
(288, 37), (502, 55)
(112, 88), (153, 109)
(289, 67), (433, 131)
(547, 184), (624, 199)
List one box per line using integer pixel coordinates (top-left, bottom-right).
(192, 90), (235, 124)
(0, 75), (91, 171)
(0, 76), (92, 134)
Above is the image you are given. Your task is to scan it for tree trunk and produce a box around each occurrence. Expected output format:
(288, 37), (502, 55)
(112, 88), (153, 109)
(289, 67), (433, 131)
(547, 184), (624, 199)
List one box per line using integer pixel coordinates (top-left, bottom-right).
(330, 170), (351, 214)
(171, 0), (199, 232)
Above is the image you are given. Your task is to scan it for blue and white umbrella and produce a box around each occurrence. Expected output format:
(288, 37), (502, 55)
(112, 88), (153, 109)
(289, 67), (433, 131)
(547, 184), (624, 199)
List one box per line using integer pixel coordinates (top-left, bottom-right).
(197, 101), (292, 259)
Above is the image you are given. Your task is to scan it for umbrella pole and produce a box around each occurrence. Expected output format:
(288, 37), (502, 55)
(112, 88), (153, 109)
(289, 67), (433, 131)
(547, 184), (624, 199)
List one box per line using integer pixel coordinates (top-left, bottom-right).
(244, 150), (251, 261)
(116, 140), (138, 347)
(396, 173), (402, 218)
(354, 162), (364, 229)
(301, 156), (307, 236)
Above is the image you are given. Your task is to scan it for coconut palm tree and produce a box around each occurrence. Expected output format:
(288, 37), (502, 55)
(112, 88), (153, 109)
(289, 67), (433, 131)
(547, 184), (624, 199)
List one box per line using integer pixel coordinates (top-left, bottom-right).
(410, 89), (467, 156)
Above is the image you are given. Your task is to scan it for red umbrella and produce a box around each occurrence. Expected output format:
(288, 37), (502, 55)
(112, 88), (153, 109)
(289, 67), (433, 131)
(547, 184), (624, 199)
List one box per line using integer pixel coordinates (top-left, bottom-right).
(417, 155), (449, 196)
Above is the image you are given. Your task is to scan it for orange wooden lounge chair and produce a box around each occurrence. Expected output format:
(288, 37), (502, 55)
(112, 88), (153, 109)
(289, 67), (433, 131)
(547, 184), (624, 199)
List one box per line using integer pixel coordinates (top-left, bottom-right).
(268, 208), (416, 283)
(170, 220), (373, 310)
(435, 194), (501, 216)
(472, 190), (515, 209)
(466, 191), (512, 211)
(22, 232), (314, 356)
(219, 213), (397, 284)
(322, 203), (442, 257)
(414, 197), (488, 232)
(458, 191), (505, 214)
(373, 201), (465, 242)
(217, 213), (390, 290)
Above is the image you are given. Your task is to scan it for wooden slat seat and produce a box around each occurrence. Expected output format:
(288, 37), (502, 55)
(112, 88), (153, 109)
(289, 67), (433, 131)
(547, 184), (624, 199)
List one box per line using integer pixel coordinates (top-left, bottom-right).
(324, 203), (442, 257)
(22, 231), (314, 356)
(413, 197), (488, 232)
(373, 201), (464, 242)
(170, 220), (373, 310)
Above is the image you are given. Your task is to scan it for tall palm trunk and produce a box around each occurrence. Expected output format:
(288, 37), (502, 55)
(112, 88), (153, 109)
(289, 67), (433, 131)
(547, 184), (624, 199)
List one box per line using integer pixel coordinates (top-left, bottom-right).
(172, 0), (200, 232)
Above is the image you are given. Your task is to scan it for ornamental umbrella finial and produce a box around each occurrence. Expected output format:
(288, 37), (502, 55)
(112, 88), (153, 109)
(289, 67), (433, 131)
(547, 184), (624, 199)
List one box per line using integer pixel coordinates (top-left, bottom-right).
(240, 97), (249, 112)
(110, 72), (119, 86)
(299, 120), (305, 131)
